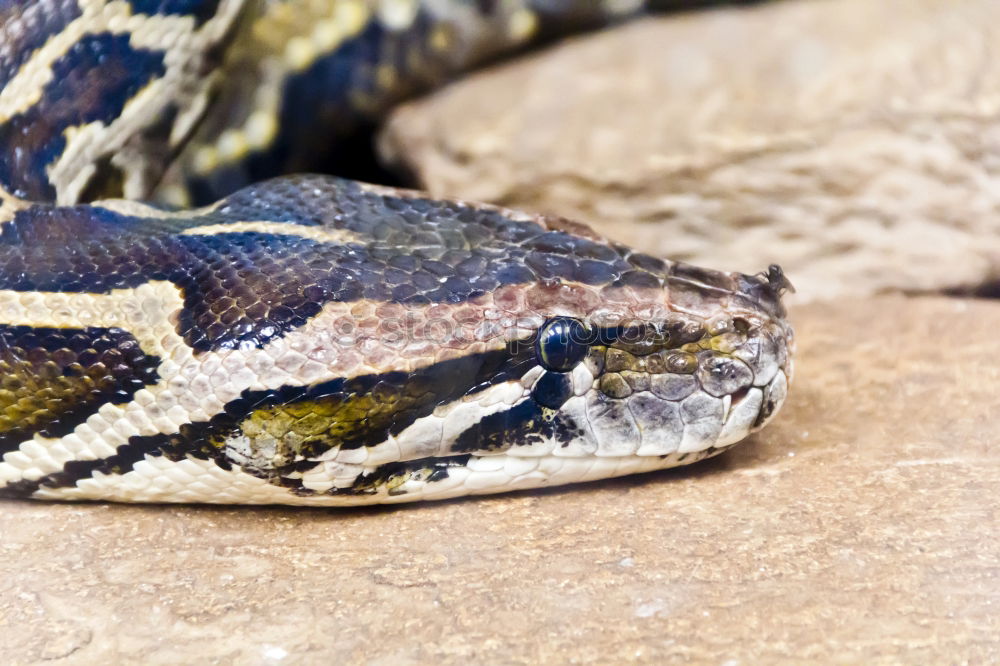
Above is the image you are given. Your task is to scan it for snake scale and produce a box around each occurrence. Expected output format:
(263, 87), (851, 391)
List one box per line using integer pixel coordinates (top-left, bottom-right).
(0, 0), (793, 505)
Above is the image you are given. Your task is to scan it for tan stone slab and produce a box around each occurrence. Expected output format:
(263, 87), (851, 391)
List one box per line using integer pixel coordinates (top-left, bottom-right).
(380, 0), (1000, 302)
(1, 295), (997, 663)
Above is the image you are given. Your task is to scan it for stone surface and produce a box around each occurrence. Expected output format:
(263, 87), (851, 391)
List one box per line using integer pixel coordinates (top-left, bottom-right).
(1, 295), (998, 663)
(380, 0), (1000, 302)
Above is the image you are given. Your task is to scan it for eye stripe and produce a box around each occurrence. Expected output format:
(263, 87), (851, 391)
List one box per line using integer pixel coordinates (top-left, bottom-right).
(449, 396), (584, 456)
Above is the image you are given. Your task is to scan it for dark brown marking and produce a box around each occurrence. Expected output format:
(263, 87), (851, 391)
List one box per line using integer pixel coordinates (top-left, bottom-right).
(0, 325), (161, 455)
(0, 33), (166, 200)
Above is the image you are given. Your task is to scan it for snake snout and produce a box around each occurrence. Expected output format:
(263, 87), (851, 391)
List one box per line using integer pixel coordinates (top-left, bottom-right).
(733, 264), (794, 321)
(577, 308), (791, 460)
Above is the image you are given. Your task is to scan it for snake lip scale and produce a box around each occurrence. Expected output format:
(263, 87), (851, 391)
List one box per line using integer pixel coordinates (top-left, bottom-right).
(0, 2), (795, 505)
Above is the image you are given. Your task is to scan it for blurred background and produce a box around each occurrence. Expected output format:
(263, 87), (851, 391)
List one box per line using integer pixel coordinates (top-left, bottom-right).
(379, 0), (1000, 304)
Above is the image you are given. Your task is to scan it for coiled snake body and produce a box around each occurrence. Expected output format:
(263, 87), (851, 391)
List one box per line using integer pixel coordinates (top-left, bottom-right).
(0, 0), (793, 504)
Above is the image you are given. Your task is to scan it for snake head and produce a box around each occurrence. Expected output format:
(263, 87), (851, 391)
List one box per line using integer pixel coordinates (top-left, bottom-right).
(480, 257), (795, 475)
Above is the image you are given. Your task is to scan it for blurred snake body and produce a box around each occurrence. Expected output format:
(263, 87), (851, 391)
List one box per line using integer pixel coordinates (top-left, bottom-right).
(0, 0), (794, 505)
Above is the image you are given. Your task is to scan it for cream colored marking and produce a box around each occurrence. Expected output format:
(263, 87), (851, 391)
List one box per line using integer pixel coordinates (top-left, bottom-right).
(90, 206), (363, 248)
(180, 220), (363, 245)
(153, 184), (193, 209)
(376, 0), (419, 31)
(284, 35), (317, 70)
(92, 198), (221, 219)
(192, 145), (221, 175)
(0, 281), (186, 358)
(310, 19), (345, 53)
(245, 111), (278, 149)
(506, 9), (538, 42)
(0, 186), (29, 226)
(216, 128), (250, 162)
(332, 0), (369, 35)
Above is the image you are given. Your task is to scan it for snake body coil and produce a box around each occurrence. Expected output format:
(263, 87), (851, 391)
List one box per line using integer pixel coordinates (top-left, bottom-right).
(0, 1), (794, 504)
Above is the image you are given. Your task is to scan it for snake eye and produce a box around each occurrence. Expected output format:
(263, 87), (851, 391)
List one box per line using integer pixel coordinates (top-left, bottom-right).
(536, 317), (590, 372)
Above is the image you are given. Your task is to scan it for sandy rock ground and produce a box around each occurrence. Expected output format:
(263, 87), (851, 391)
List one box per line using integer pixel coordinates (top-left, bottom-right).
(381, 0), (1000, 302)
(2, 296), (997, 663)
(3, 1), (999, 663)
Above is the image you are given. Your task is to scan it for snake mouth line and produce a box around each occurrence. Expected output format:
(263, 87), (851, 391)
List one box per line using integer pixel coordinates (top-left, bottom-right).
(273, 366), (788, 501)
(283, 445), (743, 502)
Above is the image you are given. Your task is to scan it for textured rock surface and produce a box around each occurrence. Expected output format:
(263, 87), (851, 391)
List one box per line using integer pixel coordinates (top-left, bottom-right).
(381, 0), (1000, 302)
(2, 295), (998, 663)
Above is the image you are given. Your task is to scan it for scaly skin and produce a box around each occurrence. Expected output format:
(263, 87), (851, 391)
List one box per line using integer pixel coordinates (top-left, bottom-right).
(0, 176), (793, 504)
